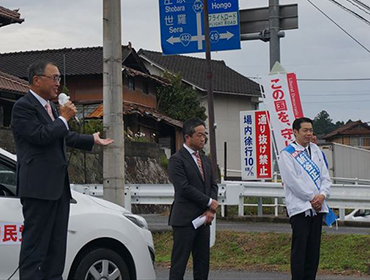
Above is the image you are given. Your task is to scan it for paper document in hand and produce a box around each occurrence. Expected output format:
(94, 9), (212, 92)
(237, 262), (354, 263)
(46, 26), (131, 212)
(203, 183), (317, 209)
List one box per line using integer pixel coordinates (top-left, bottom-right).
(192, 215), (206, 229)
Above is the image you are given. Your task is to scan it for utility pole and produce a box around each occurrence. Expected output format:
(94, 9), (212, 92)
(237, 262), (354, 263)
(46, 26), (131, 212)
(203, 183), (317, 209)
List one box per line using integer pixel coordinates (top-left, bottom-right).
(203, 0), (218, 177)
(269, 0), (281, 70)
(103, 0), (125, 206)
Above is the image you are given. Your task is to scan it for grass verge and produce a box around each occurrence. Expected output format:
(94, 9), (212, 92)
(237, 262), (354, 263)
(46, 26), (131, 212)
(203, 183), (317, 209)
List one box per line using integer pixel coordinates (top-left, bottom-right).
(153, 230), (370, 276)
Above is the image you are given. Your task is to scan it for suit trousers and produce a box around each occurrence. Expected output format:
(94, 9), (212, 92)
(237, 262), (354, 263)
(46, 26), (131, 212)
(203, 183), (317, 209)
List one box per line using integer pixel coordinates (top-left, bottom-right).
(169, 225), (210, 280)
(19, 185), (70, 280)
(290, 212), (324, 280)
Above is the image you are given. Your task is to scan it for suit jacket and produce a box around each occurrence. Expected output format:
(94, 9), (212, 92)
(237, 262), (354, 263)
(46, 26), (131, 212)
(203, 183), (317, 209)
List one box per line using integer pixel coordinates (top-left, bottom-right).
(11, 92), (94, 200)
(168, 146), (218, 226)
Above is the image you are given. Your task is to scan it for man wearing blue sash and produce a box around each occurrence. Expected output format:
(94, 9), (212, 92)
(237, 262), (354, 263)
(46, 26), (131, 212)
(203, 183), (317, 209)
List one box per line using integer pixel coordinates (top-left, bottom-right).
(279, 117), (332, 280)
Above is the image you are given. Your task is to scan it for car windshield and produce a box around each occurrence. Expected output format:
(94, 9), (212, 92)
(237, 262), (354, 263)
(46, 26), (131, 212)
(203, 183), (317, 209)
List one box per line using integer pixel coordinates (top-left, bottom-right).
(354, 209), (370, 217)
(0, 155), (17, 196)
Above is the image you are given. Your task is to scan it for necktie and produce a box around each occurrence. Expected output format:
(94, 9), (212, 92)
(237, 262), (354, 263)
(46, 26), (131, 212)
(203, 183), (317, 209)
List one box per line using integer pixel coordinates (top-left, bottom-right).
(305, 147), (311, 159)
(193, 151), (205, 180)
(45, 102), (55, 121)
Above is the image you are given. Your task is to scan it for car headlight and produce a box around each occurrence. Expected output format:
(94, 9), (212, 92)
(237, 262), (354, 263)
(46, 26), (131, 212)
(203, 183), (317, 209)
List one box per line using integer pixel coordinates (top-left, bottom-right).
(123, 214), (149, 229)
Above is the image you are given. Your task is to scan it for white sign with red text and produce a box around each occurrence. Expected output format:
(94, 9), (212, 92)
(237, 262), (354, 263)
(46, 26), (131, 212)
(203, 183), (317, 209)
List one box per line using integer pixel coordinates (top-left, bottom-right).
(240, 110), (273, 180)
(261, 72), (304, 154)
(0, 222), (23, 245)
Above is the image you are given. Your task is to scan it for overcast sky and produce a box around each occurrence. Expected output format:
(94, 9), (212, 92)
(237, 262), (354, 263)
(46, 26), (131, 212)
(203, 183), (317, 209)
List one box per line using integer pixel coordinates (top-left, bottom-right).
(1, 0), (370, 123)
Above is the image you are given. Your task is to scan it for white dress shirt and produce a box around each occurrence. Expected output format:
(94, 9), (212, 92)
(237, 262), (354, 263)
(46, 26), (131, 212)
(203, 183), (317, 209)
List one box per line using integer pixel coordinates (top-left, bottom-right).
(279, 142), (331, 217)
(30, 90), (69, 129)
(183, 143), (212, 207)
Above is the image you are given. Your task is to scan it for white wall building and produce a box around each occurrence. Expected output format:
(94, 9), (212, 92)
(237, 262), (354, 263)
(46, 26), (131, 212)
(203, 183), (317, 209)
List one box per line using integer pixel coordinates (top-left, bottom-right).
(139, 49), (261, 177)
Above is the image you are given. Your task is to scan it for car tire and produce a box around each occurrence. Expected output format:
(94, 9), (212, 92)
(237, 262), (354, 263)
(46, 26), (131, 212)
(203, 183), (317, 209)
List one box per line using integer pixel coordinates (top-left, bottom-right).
(72, 247), (130, 280)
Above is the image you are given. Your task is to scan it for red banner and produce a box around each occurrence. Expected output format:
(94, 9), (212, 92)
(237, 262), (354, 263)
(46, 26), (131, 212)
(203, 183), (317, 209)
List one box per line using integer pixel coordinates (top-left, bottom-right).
(287, 73), (304, 119)
(255, 111), (272, 179)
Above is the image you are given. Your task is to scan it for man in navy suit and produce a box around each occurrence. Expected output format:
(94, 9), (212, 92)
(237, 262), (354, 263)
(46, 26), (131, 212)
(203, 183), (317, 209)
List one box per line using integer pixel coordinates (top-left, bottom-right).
(11, 60), (113, 280)
(168, 118), (219, 280)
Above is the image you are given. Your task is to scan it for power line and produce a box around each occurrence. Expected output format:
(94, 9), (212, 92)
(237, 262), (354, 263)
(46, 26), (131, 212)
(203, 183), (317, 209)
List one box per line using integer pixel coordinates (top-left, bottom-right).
(307, 0), (370, 54)
(346, 0), (370, 16)
(328, 0), (370, 26)
(298, 78), (370, 81)
(248, 76), (370, 81)
(352, 0), (370, 12)
(302, 99), (370, 103)
(230, 58), (370, 68)
(302, 93), (370, 96)
(306, 89), (370, 93)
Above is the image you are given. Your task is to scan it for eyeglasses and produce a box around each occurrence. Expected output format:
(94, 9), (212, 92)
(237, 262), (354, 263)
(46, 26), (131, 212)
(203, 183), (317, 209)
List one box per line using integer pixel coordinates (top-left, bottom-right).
(37, 74), (61, 83)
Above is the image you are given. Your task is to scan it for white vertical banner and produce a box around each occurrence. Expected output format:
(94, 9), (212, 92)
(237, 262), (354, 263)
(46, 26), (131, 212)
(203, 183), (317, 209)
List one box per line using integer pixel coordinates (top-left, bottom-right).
(261, 72), (304, 154)
(240, 110), (273, 180)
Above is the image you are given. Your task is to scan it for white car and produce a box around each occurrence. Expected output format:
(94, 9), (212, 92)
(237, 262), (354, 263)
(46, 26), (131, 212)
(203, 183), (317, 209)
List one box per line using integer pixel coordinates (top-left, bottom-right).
(0, 148), (156, 280)
(345, 209), (370, 222)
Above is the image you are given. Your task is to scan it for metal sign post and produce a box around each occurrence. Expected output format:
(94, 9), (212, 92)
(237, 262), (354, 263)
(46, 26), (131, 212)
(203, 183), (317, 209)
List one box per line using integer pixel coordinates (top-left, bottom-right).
(158, 0), (241, 176)
(203, 0), (218, 177)
(239, 1), (298, 69)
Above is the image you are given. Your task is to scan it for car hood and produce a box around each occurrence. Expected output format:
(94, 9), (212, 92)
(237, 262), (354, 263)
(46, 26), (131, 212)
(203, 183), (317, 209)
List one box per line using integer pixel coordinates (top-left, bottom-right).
(71, 190), (130, 214)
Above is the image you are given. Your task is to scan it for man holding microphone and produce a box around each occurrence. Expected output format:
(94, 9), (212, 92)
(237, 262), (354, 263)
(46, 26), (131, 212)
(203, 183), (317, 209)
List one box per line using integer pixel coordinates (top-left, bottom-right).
(11, 60), (113, 280)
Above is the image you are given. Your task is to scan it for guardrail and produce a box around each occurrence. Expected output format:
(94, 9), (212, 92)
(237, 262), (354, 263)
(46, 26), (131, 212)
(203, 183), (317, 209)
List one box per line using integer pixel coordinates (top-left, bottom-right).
(71, 182), (370, 220)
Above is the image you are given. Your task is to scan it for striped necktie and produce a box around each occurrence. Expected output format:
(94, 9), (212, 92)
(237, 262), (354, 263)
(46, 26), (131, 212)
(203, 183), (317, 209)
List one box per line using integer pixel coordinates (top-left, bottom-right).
(193, 151), (205, 180)
(45, 101), (55, 121)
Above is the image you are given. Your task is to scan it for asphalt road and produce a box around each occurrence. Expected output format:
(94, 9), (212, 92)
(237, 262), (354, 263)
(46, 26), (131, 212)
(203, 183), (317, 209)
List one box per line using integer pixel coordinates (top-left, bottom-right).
(142, 214), (370, 235)
(155, 267), (370, 280)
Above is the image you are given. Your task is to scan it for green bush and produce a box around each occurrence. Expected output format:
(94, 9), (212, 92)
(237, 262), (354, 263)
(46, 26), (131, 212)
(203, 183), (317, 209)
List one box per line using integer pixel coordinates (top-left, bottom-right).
(159, 154), (169, 170)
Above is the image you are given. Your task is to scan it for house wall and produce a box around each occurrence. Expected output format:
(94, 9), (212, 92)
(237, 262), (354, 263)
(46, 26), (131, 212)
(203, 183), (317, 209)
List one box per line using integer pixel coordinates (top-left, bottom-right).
(332, 136), (370, 148)
(141, 59), (260, 174)
(203, 94), (258, 176)
(143, 63), (163, 77)
(65, 74), (156, 108)
(123, 75), (156, 108)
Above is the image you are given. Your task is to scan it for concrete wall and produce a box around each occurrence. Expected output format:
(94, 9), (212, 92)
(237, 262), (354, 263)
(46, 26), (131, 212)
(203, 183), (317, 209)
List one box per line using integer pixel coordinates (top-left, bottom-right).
(0, 128), (169, 184)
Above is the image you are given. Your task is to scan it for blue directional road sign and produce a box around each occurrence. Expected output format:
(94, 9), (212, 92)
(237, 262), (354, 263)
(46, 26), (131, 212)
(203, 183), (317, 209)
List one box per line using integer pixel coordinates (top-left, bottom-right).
(159, 0), (241, 55)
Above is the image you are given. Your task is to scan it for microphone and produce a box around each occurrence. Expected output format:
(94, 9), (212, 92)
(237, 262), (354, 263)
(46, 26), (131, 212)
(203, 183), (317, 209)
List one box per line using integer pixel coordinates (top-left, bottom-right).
(58, 93), (80, 125)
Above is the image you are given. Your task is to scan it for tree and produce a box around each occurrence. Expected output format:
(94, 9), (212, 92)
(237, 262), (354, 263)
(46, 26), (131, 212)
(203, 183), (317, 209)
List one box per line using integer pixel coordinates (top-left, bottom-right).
(335, 120), (345, 127)
(156, 72), (207, 122)
(312, 111), (347, 136)
(61, 84), (70, 95)
(313, 110), (336, 135)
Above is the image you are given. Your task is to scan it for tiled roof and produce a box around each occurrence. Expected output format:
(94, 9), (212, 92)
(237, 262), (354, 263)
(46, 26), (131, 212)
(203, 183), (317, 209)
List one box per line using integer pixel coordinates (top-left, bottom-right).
(0, 46), (135, 80)
(138, 49), (261, 97)
(0, 6), (24, 27)
(323, 120), (370, 139)
(0, 71), (28, 94)
(88, 102), (182, 128)
(123, 66), (169, 86)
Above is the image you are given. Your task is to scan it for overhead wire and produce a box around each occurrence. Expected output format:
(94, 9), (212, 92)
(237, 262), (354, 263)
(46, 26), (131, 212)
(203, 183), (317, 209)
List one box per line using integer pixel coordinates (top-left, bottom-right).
(345, 0), (370, 16)
(328, 0), (370, 26)
(302, 93), (370, 96)
(302, 99), (370, 103)
(298, 78), (370, 81)
(352, 0), (370, 11)
(306, 0), (370, 54)
(248, 76), (370, 81)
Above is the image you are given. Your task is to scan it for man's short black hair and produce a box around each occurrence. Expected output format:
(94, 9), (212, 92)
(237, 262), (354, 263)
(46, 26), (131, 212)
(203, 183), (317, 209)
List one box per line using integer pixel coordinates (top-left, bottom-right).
(27, 60), (57, 85)
(292, 117), (313, 131)
(182, 117), (206, 140)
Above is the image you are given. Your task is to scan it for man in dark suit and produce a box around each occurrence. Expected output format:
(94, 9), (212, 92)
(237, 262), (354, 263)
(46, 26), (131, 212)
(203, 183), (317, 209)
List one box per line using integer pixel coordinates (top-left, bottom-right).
(168, 117), (219, 280)
(11, 60), (113, 280)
